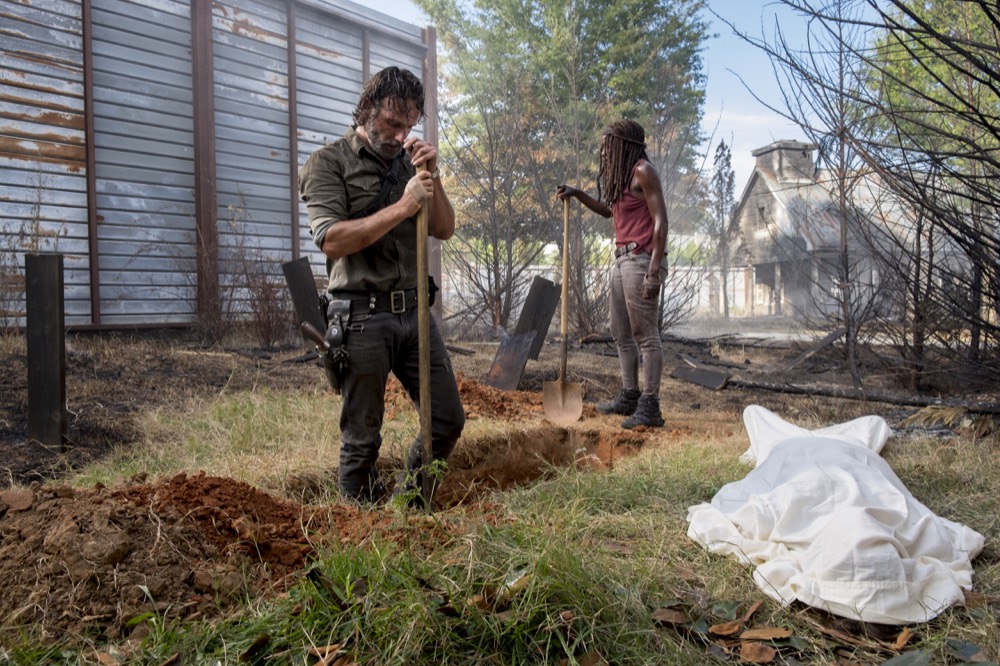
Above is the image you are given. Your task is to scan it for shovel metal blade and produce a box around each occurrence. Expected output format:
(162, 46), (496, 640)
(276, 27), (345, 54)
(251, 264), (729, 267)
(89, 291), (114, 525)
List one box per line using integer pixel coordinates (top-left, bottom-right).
(542, 380), (583, 426)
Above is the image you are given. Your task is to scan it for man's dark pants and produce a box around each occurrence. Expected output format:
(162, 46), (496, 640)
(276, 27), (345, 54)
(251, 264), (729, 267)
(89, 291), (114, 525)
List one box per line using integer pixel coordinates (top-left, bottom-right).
(337, 308), (465, 500)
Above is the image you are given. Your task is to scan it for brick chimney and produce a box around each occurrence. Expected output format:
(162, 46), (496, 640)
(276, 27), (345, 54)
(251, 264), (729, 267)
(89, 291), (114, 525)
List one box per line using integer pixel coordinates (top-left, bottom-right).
(751, 140), (817, 181)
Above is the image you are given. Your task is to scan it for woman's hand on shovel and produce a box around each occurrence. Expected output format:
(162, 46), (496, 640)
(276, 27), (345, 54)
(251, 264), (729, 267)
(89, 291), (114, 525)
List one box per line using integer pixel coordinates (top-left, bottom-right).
(556, 184), (611, 218)
(556, 184), (580, 201)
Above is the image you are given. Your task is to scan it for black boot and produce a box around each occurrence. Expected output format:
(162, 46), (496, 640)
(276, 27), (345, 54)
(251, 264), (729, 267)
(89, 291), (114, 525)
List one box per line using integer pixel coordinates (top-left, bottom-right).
(597, 388), (641, 415)
(621, 395), (664, 429)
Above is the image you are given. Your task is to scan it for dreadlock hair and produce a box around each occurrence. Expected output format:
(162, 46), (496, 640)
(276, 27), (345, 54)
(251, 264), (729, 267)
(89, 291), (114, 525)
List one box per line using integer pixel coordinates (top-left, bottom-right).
(597, 119), (648, 208)
(352, 66), (426, 127)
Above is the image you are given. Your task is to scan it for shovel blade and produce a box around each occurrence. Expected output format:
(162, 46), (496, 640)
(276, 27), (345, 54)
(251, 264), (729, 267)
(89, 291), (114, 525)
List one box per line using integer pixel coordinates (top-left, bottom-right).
(542, 380), (583, 426)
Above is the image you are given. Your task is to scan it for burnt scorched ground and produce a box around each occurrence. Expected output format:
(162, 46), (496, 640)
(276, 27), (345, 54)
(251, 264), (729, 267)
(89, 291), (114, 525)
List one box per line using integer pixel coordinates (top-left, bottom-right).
(0, 330), (664, 643)
(0, 326), (992, 645)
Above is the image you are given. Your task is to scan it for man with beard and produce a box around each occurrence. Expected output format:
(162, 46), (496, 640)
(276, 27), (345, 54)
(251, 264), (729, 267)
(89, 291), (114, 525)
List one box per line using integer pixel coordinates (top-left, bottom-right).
(299, 66), (465, 505)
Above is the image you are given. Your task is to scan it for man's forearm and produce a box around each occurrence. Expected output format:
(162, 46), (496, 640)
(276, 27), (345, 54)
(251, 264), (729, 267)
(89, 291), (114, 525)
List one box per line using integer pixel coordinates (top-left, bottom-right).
(427, 181), (456, 240)
(320, 201), (412, 259)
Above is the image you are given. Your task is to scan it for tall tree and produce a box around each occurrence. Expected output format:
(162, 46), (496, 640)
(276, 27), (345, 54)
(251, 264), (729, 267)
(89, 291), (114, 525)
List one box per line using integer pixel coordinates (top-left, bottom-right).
(734, 0), (871, 387)
(427, 4), (551, 333)
(744, 0), (1000, 387)
(865, 0), (1000, 370)
(707, 139), (736, 319)
(417, 0), (708, 335)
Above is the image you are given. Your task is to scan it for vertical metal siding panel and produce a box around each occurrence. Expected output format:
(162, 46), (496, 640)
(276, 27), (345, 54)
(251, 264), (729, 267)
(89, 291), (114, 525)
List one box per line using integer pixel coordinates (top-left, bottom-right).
(0, 0), (88, 327)
(368, 31), (423, 82)
(286, 0), (299, 260)
(4, 0), (430, 330)
(212, 0), (290, 313)
(292, 1), (428, 277)
(293, 5), (362, 273)
(90, 0), (197, 323)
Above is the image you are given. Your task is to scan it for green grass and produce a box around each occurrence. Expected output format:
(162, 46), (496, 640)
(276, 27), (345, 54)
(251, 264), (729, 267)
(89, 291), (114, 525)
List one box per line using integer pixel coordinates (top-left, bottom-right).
(3, 370), (999, 665)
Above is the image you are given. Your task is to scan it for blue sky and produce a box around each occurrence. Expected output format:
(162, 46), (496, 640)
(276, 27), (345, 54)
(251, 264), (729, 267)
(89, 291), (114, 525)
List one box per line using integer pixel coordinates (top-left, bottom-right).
(347, 0), (813, 188)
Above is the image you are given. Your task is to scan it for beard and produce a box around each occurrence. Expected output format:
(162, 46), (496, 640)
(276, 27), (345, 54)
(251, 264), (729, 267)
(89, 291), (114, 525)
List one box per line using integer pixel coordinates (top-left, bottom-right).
(363, 116), (403, 161)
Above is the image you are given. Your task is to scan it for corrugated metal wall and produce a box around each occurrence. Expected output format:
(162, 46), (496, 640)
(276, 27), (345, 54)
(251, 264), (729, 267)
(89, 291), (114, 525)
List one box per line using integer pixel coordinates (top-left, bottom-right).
(0, 0), (432, 328)
(1, 0), (89, 324)
(91, 0), (197, 323)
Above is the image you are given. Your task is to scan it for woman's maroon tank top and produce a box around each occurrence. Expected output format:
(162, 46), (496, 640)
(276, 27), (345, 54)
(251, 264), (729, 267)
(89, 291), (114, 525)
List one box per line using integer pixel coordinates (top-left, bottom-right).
(611, 160), (653, 253)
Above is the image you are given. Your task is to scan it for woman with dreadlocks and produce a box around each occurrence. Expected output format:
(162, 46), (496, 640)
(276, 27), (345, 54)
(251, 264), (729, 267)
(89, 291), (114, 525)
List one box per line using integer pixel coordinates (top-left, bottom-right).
(556, 119), (668, 429)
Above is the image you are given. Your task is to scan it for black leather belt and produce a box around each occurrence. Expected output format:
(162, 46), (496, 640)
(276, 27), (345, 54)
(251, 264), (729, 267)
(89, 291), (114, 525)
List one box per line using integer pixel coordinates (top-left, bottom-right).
(334, 288), (419, 315)
(614, 242), (639, 258)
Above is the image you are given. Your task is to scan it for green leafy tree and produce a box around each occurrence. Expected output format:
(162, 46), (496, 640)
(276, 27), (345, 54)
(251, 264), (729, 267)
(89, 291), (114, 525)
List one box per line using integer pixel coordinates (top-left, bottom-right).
(866, 0), (1000, 369)
(707, 139), (736, 319)
(418, 0), (708, 335)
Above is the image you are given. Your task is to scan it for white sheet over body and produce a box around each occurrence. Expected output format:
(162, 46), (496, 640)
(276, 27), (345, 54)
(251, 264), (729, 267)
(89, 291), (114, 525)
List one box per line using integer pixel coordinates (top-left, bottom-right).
(686, 406), (985, 624)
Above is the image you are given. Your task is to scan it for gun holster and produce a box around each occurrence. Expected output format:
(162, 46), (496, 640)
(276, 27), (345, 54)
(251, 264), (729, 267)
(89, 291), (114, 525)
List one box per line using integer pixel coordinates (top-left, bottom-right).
(319, 296), (351, 394)
(428, 275), (439, 308)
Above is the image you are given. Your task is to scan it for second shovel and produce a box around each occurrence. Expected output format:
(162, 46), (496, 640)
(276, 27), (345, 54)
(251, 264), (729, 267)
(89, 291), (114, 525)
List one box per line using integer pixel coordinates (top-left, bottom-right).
(543, 197), (583, 425)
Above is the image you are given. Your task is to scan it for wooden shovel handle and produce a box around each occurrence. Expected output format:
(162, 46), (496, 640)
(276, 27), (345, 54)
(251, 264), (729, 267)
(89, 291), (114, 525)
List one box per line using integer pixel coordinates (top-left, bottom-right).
(560, 197), (570, 381)
(416, 162), (433, 509)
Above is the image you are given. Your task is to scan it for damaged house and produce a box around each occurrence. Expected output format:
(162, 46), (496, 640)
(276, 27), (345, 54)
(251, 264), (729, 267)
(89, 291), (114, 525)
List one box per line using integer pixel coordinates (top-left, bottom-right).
(729, 140), (969, 322)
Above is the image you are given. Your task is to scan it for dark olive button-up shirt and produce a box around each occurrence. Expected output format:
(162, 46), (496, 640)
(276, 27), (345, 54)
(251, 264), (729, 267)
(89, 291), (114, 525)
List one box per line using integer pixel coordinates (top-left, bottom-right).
(299, 126), (418, 293)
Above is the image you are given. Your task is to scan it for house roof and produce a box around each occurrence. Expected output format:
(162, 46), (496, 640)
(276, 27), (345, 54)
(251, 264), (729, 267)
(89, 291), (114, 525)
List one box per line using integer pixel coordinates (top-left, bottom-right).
(731, 163), (842, 253)
(731, 155), (968, 267)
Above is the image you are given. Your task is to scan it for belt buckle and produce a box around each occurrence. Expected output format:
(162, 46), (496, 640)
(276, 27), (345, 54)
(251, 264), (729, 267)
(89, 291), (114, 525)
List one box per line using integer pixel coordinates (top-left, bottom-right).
(616, 242), (637, 258)
(390, 290), (406, 313)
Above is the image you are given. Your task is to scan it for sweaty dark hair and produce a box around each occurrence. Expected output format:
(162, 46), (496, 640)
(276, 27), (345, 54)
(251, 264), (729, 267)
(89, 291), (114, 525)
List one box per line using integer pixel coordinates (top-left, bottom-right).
(352, 66), (426, 127)
(597, 119), (648, 207)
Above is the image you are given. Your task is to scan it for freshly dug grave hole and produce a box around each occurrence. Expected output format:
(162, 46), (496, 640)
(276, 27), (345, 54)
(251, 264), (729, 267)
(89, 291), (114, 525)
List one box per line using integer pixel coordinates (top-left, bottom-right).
(436, 425), (647, 506)
(0, 426), (646, 645)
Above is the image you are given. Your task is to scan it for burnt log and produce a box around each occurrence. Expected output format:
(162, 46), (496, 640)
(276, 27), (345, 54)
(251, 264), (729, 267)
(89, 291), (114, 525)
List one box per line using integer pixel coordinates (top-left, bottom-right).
(727, 379), (1000, 415)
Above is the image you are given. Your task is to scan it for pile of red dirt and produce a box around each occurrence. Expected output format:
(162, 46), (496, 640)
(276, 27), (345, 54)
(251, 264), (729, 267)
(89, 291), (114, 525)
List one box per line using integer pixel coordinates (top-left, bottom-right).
(0, 418), (648, 645)
(0, 333), (663, 646)
(0, 472), (467, 643)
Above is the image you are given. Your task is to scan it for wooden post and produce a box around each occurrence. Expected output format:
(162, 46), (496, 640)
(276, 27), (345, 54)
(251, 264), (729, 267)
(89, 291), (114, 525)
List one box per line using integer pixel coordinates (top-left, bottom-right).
(774, 263), (783, 316)
(25, 253), (66, 451)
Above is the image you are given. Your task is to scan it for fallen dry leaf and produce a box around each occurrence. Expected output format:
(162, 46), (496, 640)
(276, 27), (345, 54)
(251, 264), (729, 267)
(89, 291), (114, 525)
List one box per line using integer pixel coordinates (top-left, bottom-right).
(466, 593), (491, 611)
(963, 589), (999, 609)
(652, 607), (692, 626)
(740, 626), (792, 641)
(740, 641), (777, 663)
(893, 626), (913, 651)
(709, 621), (741, 636)
(741, 599), (764, 624)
